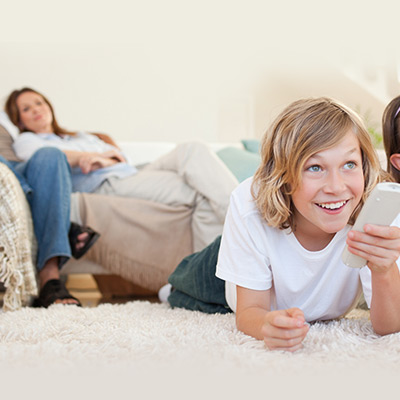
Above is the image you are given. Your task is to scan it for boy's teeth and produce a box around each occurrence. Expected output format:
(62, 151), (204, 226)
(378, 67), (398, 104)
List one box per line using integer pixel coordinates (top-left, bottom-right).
(318, 201), (346, 210)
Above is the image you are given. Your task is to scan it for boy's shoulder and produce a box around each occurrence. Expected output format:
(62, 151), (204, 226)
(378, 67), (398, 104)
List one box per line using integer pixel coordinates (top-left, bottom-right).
(231, 177), (259, 216)
(232, 177), (253, 199)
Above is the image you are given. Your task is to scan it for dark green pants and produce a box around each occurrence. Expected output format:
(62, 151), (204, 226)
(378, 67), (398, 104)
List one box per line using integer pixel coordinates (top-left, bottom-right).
(168, 235), (232, 314)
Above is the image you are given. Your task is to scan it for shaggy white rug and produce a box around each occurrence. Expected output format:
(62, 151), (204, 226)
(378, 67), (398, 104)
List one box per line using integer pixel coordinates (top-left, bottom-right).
(0, 301), (399, 398)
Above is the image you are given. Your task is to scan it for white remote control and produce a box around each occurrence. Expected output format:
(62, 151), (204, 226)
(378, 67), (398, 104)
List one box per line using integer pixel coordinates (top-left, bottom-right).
(342, 182), (400, 268)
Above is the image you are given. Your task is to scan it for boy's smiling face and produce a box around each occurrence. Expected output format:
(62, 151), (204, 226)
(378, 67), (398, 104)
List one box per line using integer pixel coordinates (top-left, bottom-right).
(291, 131), (365, 247)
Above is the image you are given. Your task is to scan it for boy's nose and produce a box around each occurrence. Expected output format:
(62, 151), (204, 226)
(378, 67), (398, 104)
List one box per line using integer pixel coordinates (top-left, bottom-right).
(324, 171), (346, 193)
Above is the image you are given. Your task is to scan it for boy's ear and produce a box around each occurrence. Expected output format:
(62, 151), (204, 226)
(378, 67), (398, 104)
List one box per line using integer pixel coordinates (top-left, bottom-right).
(390, 153), (400, 171)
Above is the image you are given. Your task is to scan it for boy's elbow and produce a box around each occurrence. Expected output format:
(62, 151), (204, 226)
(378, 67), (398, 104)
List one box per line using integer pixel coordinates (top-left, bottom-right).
(235, 313), (246, 334)
(372, 322), (400, 336)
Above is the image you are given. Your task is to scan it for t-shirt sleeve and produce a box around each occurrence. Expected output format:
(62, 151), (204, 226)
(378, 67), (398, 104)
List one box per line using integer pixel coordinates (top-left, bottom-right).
(216, 186), (272, 291)
(13, 133), (51, 160)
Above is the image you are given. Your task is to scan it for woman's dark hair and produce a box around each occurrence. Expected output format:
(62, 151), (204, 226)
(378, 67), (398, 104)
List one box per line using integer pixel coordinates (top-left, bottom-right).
(382, 95), (400, 182)
(5, 87), (74, 136)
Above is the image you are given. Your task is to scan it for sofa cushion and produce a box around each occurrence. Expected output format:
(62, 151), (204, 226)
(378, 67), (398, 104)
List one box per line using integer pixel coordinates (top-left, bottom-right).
(241, 139), (261, 154)
(0, 124), (20, 162)
(0, 111), (19, 139)
(217, 147), (260, 182)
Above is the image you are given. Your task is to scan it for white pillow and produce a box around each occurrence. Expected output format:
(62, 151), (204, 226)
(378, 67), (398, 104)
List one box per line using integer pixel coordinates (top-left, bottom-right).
(0, 111), (19, 140)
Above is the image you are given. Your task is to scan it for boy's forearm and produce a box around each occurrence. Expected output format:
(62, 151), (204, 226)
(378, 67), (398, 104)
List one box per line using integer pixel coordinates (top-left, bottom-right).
(370, 265), (400, 335)
(236, 307), (268, 340)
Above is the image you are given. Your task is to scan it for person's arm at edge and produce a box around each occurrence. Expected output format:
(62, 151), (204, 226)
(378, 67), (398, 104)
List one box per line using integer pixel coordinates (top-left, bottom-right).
(370, 264), (400, 335)
(347, 224), (400, 335)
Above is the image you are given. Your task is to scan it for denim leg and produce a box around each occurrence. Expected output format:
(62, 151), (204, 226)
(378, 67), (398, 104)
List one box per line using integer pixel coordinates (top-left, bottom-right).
(0, 156), (32, 196)
(168, 235), (232, 313)
(15, 147), (72, 271)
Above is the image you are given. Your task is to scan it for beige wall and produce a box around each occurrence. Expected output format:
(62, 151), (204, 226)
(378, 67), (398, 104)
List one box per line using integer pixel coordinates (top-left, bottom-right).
(0, 1), (398, 143)
(251, 62), (398, 140)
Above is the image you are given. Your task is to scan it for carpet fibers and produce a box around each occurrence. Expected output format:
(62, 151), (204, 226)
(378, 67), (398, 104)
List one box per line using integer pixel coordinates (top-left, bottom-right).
(0, 301), (399, 398)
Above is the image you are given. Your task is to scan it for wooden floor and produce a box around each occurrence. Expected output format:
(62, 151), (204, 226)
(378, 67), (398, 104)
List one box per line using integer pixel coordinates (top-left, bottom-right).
(65, 274), (160, 307)
(0, 274), (160, 308)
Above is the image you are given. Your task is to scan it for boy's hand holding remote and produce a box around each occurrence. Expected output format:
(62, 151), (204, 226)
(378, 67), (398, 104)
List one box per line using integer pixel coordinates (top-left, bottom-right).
(343, 182), (400, 270)
(346, 223), (400, 273)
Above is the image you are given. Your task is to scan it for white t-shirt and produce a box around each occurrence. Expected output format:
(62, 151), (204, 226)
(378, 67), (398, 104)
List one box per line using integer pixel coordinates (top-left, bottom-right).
(216, 178), (399, 322)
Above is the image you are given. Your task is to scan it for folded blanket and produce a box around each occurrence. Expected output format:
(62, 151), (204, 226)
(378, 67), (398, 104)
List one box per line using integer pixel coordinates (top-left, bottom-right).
(76, 192), (194, 292)
(0, 163), (38, 310)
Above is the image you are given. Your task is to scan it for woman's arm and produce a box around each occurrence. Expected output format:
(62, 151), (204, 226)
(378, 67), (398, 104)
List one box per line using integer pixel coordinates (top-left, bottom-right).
(346, 224), (400, 335)
(63, 150), (124, 173)
(236, 286), (309, 351)
(13, 131), (125, 172)
(91, 132), (120, 149)
(62, 150), (95, 167)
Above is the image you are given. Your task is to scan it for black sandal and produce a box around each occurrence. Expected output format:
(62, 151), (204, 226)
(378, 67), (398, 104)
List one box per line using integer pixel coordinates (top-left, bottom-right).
(68, 222), (100, 259)
(32, 279), (82, 308)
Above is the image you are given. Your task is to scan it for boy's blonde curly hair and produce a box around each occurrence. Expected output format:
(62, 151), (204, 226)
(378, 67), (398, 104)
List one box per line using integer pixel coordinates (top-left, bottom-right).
(251, 97), (390, 230)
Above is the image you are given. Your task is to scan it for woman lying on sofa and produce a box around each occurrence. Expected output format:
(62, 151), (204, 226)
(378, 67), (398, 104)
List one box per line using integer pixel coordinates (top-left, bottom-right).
(6, 87), (238, 250)
(4, 87), (239, 302)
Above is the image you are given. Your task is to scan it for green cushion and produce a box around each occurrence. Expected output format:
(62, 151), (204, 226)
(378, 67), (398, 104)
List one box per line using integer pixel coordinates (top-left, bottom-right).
(217, 147), (261, 182)
(241, 139), (260, 154)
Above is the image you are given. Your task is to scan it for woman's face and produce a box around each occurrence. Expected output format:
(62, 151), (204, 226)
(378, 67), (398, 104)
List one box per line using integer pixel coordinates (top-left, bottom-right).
(16, 91), (54, 133)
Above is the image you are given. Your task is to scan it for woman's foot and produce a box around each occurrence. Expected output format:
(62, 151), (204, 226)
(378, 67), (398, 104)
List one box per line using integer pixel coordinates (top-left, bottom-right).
(33, 279), (81, 308)
(34, 258), (81, 307)
(68, 223), (100, 259)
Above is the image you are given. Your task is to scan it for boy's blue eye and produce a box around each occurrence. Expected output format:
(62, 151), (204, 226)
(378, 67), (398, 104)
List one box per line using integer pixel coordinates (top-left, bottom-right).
(344, 161), (356, 170)
(307, 165), (321, 172)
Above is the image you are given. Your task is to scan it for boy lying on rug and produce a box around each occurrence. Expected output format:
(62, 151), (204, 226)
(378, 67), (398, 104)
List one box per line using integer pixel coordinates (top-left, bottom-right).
(163, 97), (400, 352)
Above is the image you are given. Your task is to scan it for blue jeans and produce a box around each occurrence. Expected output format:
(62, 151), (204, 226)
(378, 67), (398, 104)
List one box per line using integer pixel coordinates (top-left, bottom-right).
(0, 147), (73, 271)
(168, 235), (232, 314)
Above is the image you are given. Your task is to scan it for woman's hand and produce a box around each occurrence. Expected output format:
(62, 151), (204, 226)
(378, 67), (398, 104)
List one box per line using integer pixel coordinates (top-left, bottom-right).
(100, 149), (126, 163)
(64, 149), (126, 172)
(78, 152), (122, 174)
(261, 308), (309, 352)
(346, 224), (400, 273)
